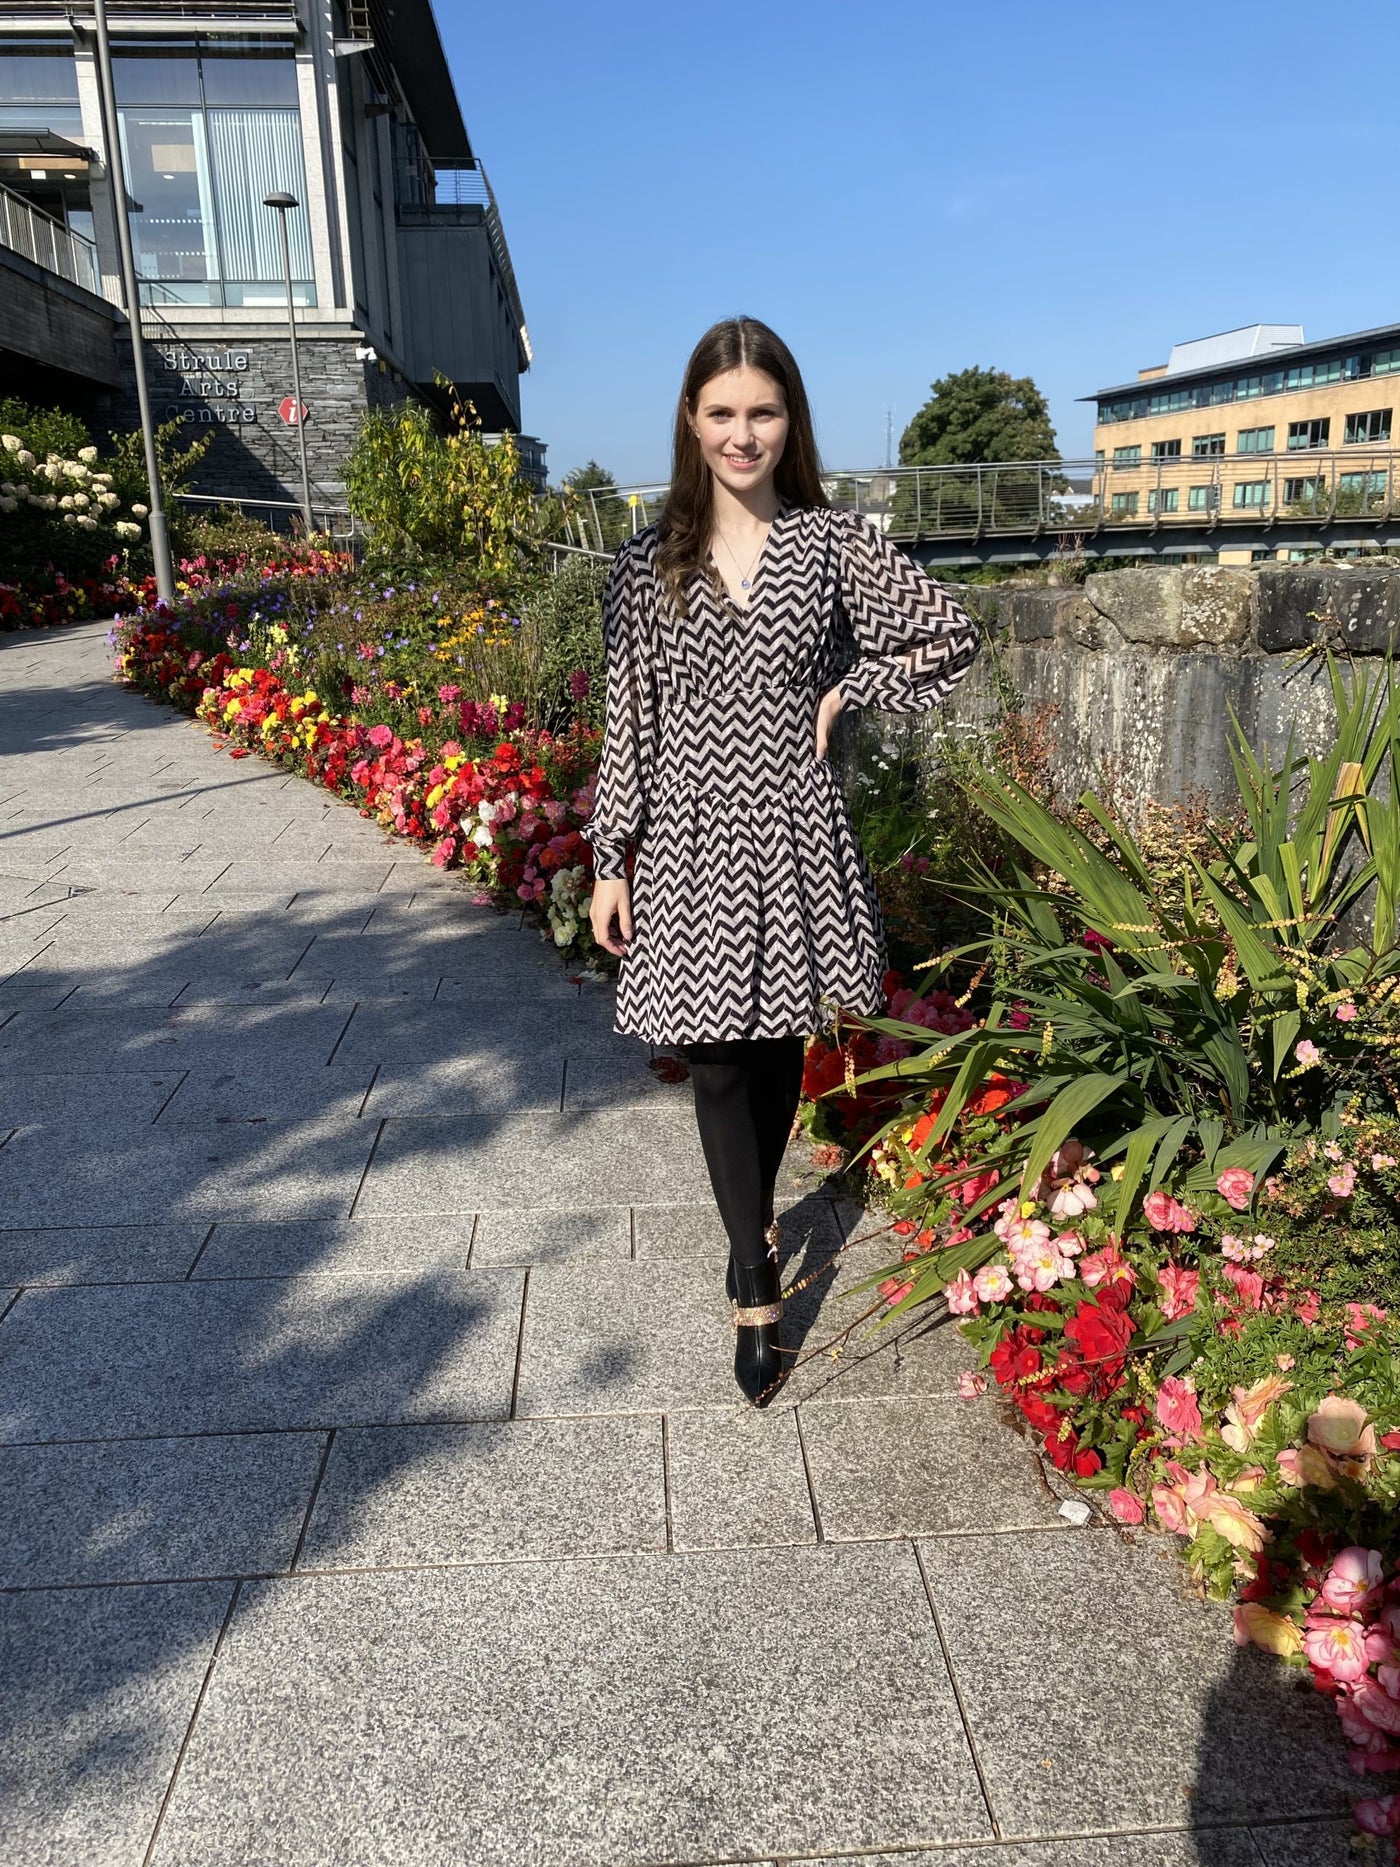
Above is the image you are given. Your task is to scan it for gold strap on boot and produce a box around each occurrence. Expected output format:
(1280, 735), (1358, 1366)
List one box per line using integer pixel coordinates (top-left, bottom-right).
(731, 1299), (783, 1327)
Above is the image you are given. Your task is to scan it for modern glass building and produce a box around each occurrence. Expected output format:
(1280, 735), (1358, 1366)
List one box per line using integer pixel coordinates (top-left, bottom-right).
(0, 0), (542, 512)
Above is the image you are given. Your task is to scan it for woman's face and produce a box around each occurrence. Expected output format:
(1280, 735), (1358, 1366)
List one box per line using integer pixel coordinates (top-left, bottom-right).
(690, 366), (790, 499)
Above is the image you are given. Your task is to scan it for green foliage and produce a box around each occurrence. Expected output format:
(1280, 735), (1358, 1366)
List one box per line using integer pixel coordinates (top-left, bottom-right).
(0, 398), (91, 463)
(523, 551), (609, 733)
(560, 461), (634, 552)
(343, 385), (538, 587)
(846, 655), (1400, 1291)
(899, 365), (1059, 467)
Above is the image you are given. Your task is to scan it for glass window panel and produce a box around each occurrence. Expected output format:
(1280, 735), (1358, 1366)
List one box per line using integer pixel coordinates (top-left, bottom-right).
(119, 108), (219, 300)
(0, 39), (78, 101)
(199, 40), (299, 107)
(0, 102), (83, 135)
(206, 107), (311, 289)
(113, 43), (201, 106)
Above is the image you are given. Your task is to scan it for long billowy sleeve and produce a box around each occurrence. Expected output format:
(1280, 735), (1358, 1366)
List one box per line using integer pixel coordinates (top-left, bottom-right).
(834, 512), (981, 713)
(582, 541), (659, 881)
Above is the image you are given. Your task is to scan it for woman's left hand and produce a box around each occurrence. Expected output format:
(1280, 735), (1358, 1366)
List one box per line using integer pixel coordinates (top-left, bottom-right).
(814, 684), (845, 761)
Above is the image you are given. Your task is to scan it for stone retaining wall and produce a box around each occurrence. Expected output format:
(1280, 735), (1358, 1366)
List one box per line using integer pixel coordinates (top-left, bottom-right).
(909, 562), (1400, 811)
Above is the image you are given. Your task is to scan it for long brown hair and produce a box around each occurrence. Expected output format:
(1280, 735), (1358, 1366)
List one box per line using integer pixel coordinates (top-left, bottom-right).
(656, 317), (828, 615)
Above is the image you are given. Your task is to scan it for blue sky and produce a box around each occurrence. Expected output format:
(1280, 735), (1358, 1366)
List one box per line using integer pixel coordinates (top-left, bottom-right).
(440, 1), (1400, 486)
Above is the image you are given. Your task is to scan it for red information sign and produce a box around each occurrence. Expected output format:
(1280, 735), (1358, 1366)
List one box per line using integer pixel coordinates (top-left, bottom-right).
(279, 396), (308, 426)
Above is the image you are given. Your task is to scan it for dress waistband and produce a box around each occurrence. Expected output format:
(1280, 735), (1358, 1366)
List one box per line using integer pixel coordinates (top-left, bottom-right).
(656, 671), (819, 704)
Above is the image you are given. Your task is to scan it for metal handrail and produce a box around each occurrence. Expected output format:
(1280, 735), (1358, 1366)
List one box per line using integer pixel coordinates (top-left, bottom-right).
(0, 180), (100, 294)
(571, 453), (1400, 544)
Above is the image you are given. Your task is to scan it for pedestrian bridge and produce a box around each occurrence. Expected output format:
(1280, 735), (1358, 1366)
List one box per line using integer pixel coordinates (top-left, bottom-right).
(572, 455), (1400, 567)
(0, 180), (121, 397)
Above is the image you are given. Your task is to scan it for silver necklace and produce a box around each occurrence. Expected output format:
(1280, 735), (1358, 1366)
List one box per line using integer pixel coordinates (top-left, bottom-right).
(713, 523), (770, 595)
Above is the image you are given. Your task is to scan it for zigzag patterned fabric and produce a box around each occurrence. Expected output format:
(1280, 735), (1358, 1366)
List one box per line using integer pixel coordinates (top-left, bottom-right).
(582, 501), (982, 1044)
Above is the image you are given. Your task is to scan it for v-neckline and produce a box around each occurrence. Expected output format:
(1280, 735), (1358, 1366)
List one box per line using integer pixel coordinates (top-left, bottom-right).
(708, 500), (789, 615)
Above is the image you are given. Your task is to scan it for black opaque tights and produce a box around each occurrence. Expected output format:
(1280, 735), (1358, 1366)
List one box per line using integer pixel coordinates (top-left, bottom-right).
(682, 1035), (806, 1269)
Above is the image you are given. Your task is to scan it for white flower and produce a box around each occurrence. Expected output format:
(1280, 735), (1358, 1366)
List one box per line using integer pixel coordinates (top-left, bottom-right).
(90, 473), (112, 487)
(58, 495), (74, 510)
(77, 445), (98, 463)
(0, 434), (19, 452)
(66, 463), (89, 481)
(61, 511), (76, 525)
(98, 491), (119, 508)
(38, 493), (56, 510)
(0, 483), (11, 497)
(17, 450), (35, 468)
(131, 503), (149, 517)
(114, 521), (141, 539)
(71, 492), (89, 509)
(0, 497), (16, 514)
(77, 513), (98, 529)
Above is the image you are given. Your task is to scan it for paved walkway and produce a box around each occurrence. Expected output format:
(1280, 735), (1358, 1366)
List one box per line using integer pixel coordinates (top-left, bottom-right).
(0, 620), (1361, 1867)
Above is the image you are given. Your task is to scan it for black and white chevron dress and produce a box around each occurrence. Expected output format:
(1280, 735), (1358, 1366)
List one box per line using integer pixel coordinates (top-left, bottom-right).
(582, 501), (981, 1045)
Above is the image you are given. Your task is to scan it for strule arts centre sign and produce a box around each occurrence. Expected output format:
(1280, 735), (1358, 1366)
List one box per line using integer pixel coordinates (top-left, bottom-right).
(159, 347), (257, 425)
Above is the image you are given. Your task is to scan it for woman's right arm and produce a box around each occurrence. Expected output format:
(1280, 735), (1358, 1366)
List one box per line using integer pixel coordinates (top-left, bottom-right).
(582, 541), (658, 883)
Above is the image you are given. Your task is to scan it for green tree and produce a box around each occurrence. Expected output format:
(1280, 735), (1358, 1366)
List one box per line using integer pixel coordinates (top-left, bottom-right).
(899, 366), (1059, 466)
(558, 461), (634, 552)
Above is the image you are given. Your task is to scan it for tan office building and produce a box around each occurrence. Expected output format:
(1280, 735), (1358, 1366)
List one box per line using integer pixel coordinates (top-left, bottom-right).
(1085, 322), (1400, 562)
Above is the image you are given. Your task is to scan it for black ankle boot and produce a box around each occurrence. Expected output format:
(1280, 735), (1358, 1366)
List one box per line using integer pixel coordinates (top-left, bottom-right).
(725, 1219), (778, 1301)
(731, 1254), (785, 1407)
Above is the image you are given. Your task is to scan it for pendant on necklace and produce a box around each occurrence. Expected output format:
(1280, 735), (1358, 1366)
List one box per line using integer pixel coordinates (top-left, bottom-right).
(741, 577), (751, 589)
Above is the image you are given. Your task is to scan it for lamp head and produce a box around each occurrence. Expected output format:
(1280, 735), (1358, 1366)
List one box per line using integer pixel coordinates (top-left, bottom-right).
(263, 191), (298, 210)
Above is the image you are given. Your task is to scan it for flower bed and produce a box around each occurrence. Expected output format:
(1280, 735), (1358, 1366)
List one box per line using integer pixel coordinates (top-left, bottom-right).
(115, 589), (606, 953)
(806, 659), (1400, 1844)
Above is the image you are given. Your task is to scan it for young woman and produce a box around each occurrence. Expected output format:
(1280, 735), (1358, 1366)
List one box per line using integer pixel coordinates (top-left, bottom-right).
(584, 317), (981, 1407)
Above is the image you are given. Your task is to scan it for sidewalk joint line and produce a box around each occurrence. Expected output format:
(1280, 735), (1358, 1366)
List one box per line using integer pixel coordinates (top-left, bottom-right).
(356, 1063), (381, 1121)
(629, 1207), (637, 1261)
(912, 1539), (1002, 1841)
(660, 1414), (675, 1553)
(792, 1408), (825, 1543)
(290, 1429), (336, 1571)
(346, 1118), (386, 1219)
(558, 1056), (567, 1113)
(0, 1287), (24, 1326)
(465, 1211), (479, 1269)
(184, 1223), (218, 1280)
(325, 1002), (359, 1067)
(285, 935), (317, 981)
(508, 1268), (531, 1419)
(140, 1578), (243, 1867)
(151, 1070), (190, 1125)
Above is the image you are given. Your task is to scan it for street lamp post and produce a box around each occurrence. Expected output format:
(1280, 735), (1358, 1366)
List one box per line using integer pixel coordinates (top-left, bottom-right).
(263, 192), (313, 535)
(90, 0), (175, 604)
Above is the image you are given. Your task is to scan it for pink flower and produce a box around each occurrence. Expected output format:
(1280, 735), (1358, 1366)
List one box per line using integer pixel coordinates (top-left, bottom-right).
(1295, 1287), (1322, 1325)
(972, 1262), (1014, 1303)
(1302, 1617), (1372, 1683)
(1052, 1228), (1085, 1258)
(1001, 1215), (1051, 1256)
(1154, 1376), (1204, 1442)
(944, 1270), (979, 1316)
(1319, 1548), (1386, 1617)
(1344, 1302), (1387, 1351)
(1295, 1039), (1321, 1067)
(1335, 1001), (1359, 1022)
(1080, 1242), (1136, 1290)
(1328, 1163), (1358, 1199)
(956, 1370), (987, 1398)
(1309, 1395), (1377, 1468)
(1203, 1491), (1270, 1553)
(1157, 1262), (1200, 1321)
(1108, 1488), (1145, 1524)
(1142, 1189), (1196, 1232)
(1373, 1153), (1397, 1171)
(1276, 1444), (1338, 1491)
(1151, 1481), (1192, 1534)
(367, 723), (394, 749)
(1011, 1236), (1073, 1294)
(1353, 1680), (1400, 1737)
(1221, 1262), (1265, 1309)
(1354, 1795), (1400, 1838)
(1216, 1167), (1255, 1210)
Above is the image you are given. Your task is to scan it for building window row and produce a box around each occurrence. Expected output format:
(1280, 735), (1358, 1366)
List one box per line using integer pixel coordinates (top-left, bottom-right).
(1112, 411), (1393, 463)
(1108, 474), (1393, 516)
(1099, 348), (1400, 423)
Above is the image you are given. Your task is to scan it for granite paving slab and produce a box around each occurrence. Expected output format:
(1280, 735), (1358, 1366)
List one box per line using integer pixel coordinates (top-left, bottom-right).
(800, 1835), (1263, 1866)
(0, 1432), (324, 1585)
(0, 1269), (524, 1440)
(468, 1205), (632, 1265)
(919, 1528), (1357, 1832)
(0, 1580), (232, 1867)
(155, 1066), (375, 1125)
(193, 1216), (476, 1279)
(357, 1107), (763, 1214)
(359, 1054), (566, 1117)
(0, 1001), (352, 1072)
(800, 1395), (1067, 1539)
(148, 1544), (989, 1866)
(336, 999), (623, 1069)
(1250, 1819), (1372, 1864)
(561, 1048), (699, 1110)
(0, 1222), (207, 1285)
(299, 1416), (666, 1569)
(665, 1406), (817, 1550)
(0, 1115), (377, 1224)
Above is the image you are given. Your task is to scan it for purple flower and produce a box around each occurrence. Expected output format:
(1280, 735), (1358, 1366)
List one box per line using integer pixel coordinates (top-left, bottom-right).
(568, 668), (591, 700)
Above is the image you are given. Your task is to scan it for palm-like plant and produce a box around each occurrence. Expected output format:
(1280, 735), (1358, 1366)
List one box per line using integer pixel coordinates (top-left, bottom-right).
(841, 655), (1400, 1307)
